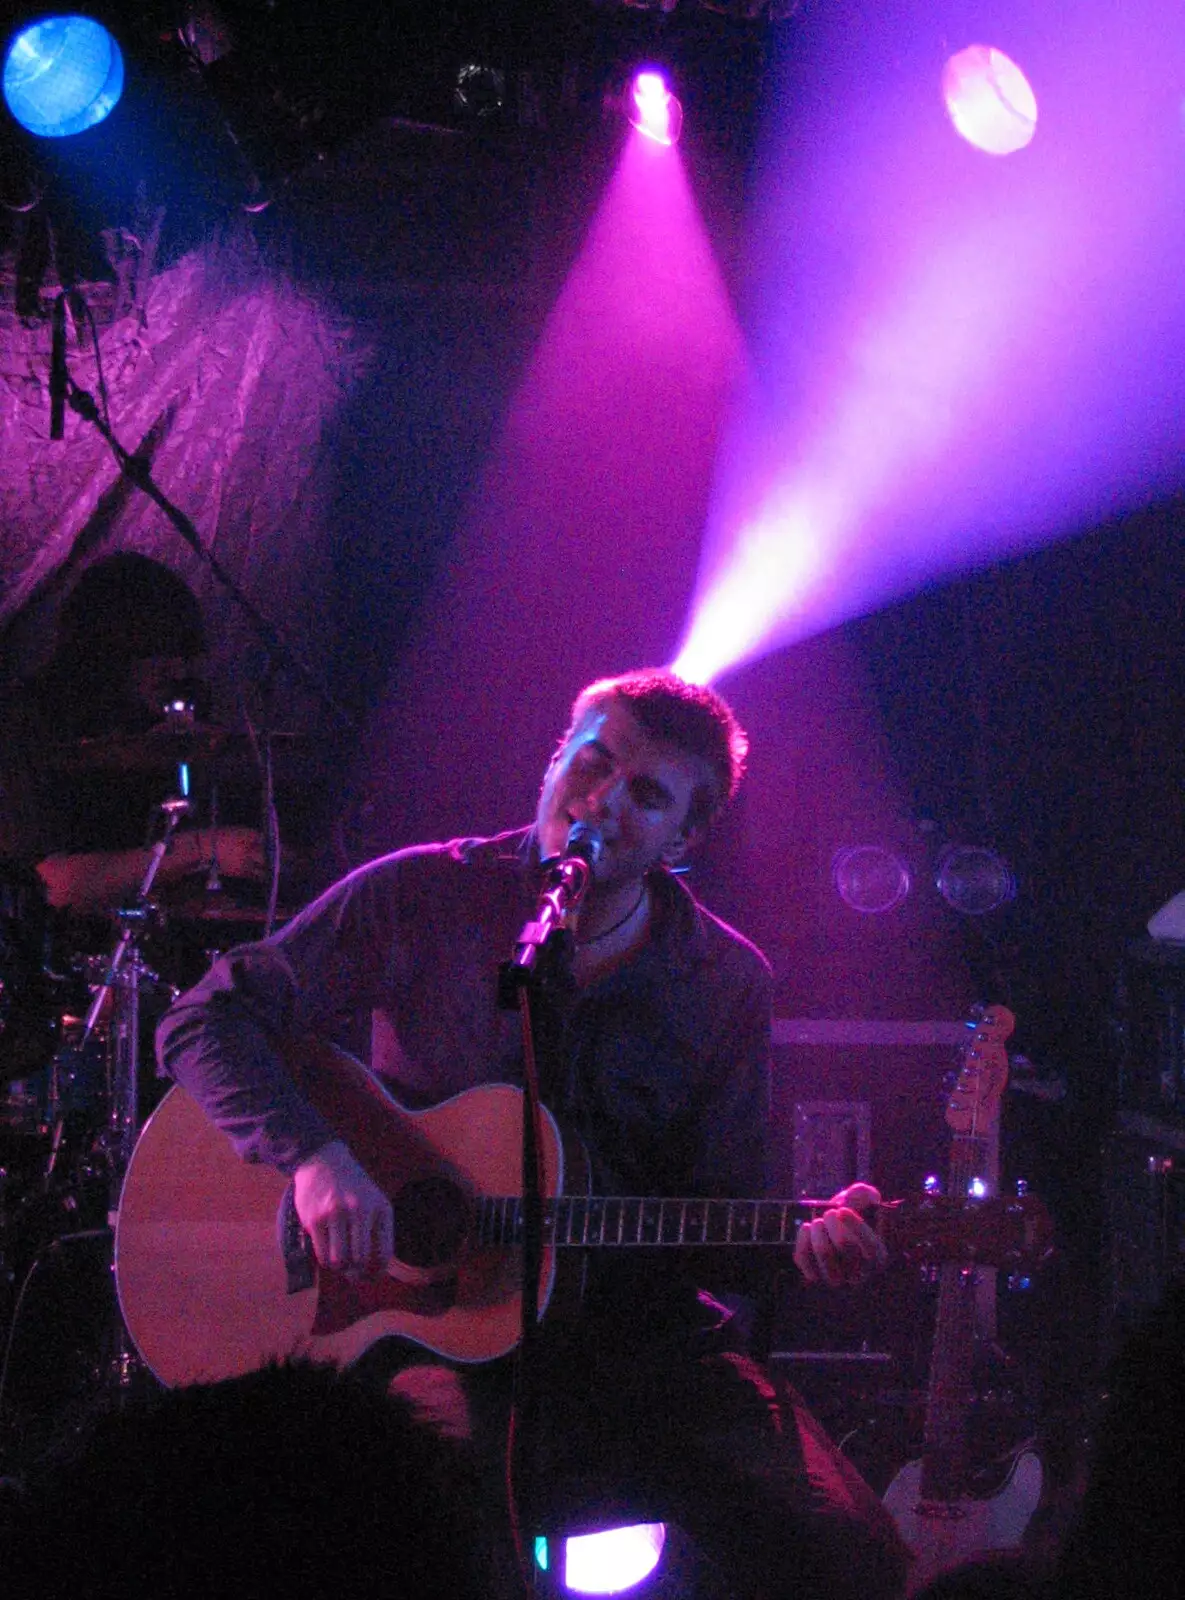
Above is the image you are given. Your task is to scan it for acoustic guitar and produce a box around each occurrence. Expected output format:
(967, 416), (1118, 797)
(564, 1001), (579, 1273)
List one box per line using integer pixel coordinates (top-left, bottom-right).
(114, 1037), (1053, 1388)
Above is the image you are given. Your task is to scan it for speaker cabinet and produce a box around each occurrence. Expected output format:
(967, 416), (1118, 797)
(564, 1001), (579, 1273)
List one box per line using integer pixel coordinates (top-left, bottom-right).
(1102, 1116), (1185, 1343)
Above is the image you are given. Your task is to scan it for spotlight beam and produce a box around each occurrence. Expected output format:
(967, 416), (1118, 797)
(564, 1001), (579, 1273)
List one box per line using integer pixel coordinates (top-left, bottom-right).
(673, 5), (1185, 686)
(674, 199), (1058, 683)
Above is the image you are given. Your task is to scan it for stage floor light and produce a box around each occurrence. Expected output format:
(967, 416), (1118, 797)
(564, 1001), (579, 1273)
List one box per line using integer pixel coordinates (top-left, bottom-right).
(564, 1522), (667, 1594)
(3, 13), (124, 137)
(942, 44), (1037, 156)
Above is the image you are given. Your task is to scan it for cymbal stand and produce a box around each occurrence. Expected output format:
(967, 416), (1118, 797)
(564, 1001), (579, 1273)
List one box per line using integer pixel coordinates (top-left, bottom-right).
(81, 797), (188, 1190)
(97, 915), (150, 1196)
(78, 800), (188, 1399)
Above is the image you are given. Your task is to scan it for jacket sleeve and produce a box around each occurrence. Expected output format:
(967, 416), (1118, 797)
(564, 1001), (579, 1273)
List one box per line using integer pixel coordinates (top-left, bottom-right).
(695, 950), (773, 1200)
(154, 847), (429, 1171)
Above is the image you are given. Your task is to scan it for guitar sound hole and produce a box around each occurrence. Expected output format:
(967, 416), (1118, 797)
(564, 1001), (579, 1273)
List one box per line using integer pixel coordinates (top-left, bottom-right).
(392, 1178), (470, 1269)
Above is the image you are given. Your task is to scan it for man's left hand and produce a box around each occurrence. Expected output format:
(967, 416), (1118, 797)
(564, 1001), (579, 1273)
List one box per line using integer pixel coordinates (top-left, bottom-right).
(793, 1182), (888, 1288)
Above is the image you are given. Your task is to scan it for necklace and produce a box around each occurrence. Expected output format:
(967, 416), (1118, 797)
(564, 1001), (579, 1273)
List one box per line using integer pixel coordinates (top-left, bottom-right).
(576, 885), (648, 948)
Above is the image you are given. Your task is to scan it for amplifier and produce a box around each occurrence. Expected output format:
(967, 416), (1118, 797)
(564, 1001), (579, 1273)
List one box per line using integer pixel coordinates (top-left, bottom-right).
(1102, 1115), (1185, 1341)
(769, 1018), (970, 1365)
(770, 1017), (968, 1203)
(1116, 939), (1185, 1129)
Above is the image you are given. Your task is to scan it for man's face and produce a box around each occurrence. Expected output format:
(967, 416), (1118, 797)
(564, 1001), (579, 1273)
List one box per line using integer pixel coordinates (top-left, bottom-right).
(535, 699), (711, 890)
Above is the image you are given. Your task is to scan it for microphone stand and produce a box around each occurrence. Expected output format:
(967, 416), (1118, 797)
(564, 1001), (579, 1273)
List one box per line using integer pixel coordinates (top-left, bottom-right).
(49, 292), (67, 441)
(62, 375), (355, 736)
(62, 363), (355, 963)
(498, 842), (595, 1594)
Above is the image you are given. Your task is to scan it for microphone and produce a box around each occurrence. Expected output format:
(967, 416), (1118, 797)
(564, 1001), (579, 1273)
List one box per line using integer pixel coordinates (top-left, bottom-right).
(49, 293), (67, 441)
(560, 819), (604, 871)
(508, 822), (603, 976)
(538, 819), (602, 920)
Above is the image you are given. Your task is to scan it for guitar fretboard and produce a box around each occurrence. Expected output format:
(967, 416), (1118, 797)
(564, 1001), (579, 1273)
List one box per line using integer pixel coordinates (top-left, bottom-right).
(474, 1196), (810, 1249)
(920, 1126), (992, 1497)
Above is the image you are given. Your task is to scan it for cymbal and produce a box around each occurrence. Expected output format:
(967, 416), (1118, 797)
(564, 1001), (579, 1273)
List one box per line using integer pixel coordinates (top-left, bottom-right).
(47, 723), (311, 775)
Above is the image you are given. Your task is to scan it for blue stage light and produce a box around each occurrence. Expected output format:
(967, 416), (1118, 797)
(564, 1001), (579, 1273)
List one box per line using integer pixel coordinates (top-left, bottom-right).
(3, 14), (124, 138)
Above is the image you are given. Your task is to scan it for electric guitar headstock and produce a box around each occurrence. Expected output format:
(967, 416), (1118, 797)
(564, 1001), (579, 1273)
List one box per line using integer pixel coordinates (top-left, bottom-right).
(946, 1004), (1015, 1136)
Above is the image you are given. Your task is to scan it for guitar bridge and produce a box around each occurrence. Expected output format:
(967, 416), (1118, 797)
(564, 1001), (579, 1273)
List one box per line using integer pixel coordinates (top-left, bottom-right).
(278, 1183), (316, 1294)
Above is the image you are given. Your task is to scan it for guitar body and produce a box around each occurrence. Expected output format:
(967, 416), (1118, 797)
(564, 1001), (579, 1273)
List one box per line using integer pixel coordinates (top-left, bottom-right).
(883, 1448), (1043, 1595)
(115, 1076), (565, 1386)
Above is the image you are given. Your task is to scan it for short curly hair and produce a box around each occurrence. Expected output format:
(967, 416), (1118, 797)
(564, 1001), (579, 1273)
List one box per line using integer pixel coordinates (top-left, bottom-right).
(563, 668), (748, 830)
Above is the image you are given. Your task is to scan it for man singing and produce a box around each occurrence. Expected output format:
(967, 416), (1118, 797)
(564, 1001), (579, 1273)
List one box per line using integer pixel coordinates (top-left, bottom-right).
(156, 668), (908, 1600)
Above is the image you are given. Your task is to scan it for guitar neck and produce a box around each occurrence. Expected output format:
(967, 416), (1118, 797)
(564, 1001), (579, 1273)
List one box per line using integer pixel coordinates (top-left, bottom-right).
(476, 1194), (813, 1249)
(949, 1130), (992, 1193)
(940, 1126), (997, 1203)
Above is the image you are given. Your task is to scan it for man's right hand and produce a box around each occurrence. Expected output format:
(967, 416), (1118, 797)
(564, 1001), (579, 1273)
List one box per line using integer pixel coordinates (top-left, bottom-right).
(293, 1140), (394, 1273)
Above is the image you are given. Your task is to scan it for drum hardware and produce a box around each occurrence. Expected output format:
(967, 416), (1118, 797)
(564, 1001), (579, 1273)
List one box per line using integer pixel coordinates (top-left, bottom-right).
(158, 892), (289, 929)
(45, 721), (311, 778)
(0, 1226), (153, 1478)
(0, 802), (194, 1473)
(2, 730), (295, 1469)
(79, 798), (188, 1190)
(1, 859), (67, 1088)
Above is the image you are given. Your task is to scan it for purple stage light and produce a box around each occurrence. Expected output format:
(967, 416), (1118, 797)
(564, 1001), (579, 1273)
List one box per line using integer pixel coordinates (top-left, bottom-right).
(351, 106), (742, 848)
(942, 45), (1037, 155)
(672, 1), (1185, 689)
(628, 70), (682, 147)
(672, 494), (824, 685)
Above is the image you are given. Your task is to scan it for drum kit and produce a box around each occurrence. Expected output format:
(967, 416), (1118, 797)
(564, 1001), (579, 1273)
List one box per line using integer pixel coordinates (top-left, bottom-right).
(0, 718), (291, 1475)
